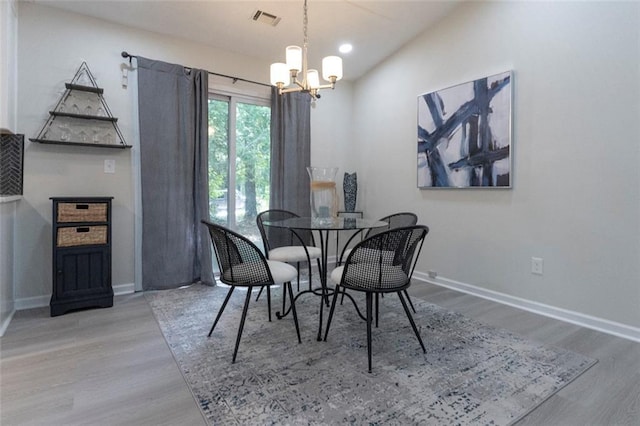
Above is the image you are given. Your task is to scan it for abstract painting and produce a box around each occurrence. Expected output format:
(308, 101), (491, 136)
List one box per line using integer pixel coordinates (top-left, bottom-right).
(417, 71), (512, 188)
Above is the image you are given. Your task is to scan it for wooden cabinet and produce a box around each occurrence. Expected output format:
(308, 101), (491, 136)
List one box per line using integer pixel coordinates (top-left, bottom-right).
(50, 197), (114, 316)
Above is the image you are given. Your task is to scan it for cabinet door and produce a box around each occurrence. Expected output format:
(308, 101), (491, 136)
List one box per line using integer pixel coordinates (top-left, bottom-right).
(54, 247), (111, 299)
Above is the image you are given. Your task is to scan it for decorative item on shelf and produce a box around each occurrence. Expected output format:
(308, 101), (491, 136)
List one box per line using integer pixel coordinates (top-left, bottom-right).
(104, 131), (115, 145)
(269, 0), (343, 101)
(29, 61), (131, 149)
(77, 69), (92, 86)
(307, 166), (338, 223)
(0, 131), (24, 196)
(58, 124), (70, 141)
(343, 172), (357, 212)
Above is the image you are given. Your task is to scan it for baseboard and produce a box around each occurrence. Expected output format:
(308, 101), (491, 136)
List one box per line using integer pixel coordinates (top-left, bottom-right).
(113, 282), (135, 296)
(14, 283), (136, 311)
(0, 309), (16, 337)
(412, 271), (640, 343)
(15, 294), (49, 310)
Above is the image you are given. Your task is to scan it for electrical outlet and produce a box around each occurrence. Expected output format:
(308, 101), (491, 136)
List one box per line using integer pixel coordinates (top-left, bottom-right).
(531, 257), (543, 275)
(428, 270), (438, 279)
(104, 159), (115, 174)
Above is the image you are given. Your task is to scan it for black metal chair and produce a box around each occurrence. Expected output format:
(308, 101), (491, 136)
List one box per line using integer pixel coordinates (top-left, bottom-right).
(324, 225), (429, 373)
(338, 212), (418, 264)
(202, 220), (301, 363)
(338, 212), (419, 312)
(256, 209), (322, 308)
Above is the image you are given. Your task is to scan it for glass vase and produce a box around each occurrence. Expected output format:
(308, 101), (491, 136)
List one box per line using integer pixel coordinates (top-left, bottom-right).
(307, 166), (338, 222)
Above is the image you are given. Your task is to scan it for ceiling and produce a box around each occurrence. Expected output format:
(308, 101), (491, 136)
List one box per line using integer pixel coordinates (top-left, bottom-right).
(30, 0), (462, 81)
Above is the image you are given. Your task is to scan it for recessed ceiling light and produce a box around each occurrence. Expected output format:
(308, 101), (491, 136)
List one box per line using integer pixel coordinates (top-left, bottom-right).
(339, 44), (353, 54)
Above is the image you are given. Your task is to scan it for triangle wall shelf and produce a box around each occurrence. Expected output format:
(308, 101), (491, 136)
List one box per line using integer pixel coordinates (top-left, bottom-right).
(30, 62), (131, 149)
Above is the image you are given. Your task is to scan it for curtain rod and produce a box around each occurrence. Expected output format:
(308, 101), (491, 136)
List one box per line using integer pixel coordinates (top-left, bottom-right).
(121, 51), (271, 88)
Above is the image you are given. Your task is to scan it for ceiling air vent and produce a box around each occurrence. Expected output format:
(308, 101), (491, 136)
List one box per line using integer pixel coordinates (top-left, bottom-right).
(252, 10), (281, 27)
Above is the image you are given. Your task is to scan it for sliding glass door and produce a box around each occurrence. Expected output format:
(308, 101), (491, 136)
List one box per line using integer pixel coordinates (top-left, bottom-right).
(208, 94), (270, 244)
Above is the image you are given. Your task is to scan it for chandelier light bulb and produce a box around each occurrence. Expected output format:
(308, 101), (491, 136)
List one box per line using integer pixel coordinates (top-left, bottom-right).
(307, 69), (320, 89)
(322, 56), (343, 82)
(286, 46), (303, 73)
(270, 62), (288, 86)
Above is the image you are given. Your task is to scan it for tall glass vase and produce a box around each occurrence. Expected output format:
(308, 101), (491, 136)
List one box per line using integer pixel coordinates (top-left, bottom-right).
(307, 166), (338, 222)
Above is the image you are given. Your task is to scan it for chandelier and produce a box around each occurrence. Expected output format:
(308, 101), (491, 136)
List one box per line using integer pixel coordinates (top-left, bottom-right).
(269, 0), (343, 99)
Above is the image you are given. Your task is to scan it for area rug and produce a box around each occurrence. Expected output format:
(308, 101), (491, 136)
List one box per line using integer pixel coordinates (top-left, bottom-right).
(145, 284), (596, 425)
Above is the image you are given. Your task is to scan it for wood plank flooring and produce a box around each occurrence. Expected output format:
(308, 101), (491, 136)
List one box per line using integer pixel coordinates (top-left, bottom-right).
(1, 283), (638, 425)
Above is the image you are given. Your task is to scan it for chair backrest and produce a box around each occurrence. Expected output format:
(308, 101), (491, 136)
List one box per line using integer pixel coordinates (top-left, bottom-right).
(341, 225), (429, 291)
(202, 220), (273, 286)
(365, 212), (418, 239)
(256, 209), (313, 254)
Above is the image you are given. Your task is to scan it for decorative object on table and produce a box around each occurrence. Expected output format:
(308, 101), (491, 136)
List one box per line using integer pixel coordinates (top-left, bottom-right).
(29, 62), (131, 149)
(342, 171), (357, 212)
(417, 70), (512, 188)
(0, 131), (24, 196)
(307, 166), (338, 222)
(146, 282), (596, 425)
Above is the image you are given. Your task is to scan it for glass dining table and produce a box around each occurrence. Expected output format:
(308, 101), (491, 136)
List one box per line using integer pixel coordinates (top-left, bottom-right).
(264, 216), (388, 340)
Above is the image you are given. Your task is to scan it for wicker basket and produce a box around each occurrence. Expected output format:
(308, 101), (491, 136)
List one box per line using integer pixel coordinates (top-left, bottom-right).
(57, 202), (107, 223)
(57, 226), (107, 247)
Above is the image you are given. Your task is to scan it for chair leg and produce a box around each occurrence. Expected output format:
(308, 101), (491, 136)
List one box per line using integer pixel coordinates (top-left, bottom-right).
(375, 293), (379, 328)
(232, 287), (253, 363)
(266, 285), (271, 322)
(366, 292), (373, 373)
(254, 285), (264, 302)
(398, 291), (426, 353)
(296, 262), (301, 292)
(281, 281), (287, 318)
(323, 285), (341, 341)
(287, 282), (302, 343)
(208, 287), (234, 337)
(315, 258), (322, 291)
(404, 289), (416, 313)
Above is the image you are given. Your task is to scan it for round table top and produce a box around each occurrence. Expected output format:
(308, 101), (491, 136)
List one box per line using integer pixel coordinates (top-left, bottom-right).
(264, 216), (388, 231)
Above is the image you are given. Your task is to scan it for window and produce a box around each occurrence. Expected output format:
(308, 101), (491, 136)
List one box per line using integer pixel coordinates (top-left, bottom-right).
(207, 78), (271, 245)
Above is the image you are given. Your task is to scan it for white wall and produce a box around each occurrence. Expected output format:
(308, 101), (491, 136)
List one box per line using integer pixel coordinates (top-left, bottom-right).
(14, 2), (349, 302)
(353, 1), (640, 329)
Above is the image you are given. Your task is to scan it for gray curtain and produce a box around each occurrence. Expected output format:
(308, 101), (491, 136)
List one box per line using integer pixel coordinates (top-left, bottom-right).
(137, 57), (213, 290)
(269, 88), (311, 215)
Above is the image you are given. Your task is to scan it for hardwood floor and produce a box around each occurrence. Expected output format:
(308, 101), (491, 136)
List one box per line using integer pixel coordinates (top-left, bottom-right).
(1, 283), (638, 425)
(0, 294), (206, 425)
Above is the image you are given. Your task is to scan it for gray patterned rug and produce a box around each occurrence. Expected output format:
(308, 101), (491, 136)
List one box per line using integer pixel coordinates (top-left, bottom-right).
(145, 283), (596, 425)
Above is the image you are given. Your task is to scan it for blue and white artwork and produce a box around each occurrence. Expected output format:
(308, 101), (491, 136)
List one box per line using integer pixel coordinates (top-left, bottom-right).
(417, 71), (512, 188)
